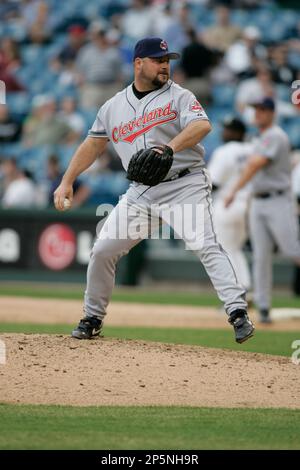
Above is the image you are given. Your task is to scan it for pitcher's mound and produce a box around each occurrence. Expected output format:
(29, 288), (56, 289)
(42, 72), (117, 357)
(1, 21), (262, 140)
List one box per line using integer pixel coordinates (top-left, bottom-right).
(0, 334), (299, 408)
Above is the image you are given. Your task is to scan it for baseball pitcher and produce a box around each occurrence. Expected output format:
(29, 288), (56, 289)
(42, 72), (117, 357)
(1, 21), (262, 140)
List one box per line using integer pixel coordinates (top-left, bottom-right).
(54, 37), (254, 343)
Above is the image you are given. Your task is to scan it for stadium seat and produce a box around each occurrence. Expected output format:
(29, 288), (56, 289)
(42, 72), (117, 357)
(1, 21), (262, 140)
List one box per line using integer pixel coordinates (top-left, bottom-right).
(6, 93), (31, 118)
(212, 85), (235, 108)
(18, 146), (55, 180)
(283, 119), (300, 149)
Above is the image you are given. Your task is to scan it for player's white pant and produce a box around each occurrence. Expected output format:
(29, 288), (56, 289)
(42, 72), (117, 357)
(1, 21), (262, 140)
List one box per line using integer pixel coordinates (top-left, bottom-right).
(84, 169), (247, 320)
(249, 194), (300, 310)
(213, 199), (251, 292)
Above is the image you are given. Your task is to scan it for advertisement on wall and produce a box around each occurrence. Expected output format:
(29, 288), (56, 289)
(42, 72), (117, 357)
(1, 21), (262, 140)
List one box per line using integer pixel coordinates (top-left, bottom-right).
(0, 210), (98, 272)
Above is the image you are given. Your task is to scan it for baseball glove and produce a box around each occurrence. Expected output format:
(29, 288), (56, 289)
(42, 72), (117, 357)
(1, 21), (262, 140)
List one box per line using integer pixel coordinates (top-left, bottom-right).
(126, 145), (174, 186)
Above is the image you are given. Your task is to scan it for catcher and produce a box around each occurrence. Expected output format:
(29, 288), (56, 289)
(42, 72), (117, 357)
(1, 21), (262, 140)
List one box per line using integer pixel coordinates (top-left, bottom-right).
(54, 37), (254, 344)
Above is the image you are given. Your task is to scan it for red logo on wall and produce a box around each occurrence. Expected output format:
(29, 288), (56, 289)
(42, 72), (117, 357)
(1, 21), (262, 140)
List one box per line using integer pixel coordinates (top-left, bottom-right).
(38, 224), (76, 270)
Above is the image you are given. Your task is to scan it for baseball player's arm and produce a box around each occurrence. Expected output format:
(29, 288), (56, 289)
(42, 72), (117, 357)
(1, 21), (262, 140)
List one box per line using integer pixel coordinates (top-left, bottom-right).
(167, 120), (212, 153)
(224, 154), (268, 207)
(54, 136), (109, 211)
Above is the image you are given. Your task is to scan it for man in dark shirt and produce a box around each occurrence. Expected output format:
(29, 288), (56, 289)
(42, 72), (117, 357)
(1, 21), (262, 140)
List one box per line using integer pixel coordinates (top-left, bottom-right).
(0, 104), (22, 142)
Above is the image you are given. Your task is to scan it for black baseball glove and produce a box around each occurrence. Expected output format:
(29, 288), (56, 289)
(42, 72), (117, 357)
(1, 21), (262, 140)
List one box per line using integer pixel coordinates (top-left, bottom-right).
(126, 145), (174, 186)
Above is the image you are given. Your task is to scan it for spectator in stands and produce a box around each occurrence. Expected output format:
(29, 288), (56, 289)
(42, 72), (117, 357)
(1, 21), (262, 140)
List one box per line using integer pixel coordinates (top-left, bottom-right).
(0, 37), (25, 92)
(56, 25), (87, 66)
(121, 0), (155, 41)
(22, 94), (70, 147)
(75, 22), (123, 109)
(0, 104), (22, 143)
(50, 27), (86, 89)
(269, 43), (299, 86)
(225, 25), (265, 79)
(58, 96), (85, 144)
(0, 37), (21, 73)
(151, 2), (176, 38)
(45, 154), (86, 207)
(1, 158), (36, 208)
(177, 28), (217, 106)
(21, 0), (52, 44)
(235, 63), (275, 121)
(0, 1), (20, 21)
(236, 62), (299, 123)
(203, 4), (242, 53)
(163, 2), (194, 54)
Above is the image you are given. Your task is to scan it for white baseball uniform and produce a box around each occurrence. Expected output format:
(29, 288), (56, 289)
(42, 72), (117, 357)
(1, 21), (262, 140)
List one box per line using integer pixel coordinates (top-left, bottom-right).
(207, 141), (253, 291)
(84, 80), (247, 320)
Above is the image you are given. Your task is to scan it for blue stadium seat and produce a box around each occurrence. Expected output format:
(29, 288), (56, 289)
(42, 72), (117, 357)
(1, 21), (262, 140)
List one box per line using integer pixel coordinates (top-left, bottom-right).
(212, 85), (235, 108)
(21, 45), (46, 66)
(283, 119), (300, 149)
(78, 108), (98, 130)
(18, 146), (55, 180)
(6, 93), (31, 117)
(56, 144), (78, 170)
(231, 9), (251, 28)
(1, 143), (23, 159)
(4, 22), (27, 41)
(202, 124), (222, 162)
(289, 51), (300, 70)
(83, 172), (129, 206)
(276, 84), (291, 102)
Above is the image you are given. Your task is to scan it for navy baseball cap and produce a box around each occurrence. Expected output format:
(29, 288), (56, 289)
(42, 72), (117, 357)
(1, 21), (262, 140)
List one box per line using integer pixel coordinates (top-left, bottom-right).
(133, 37), (180, 60)
(251, 97), (275, 111)
(222, 116), (246, 133)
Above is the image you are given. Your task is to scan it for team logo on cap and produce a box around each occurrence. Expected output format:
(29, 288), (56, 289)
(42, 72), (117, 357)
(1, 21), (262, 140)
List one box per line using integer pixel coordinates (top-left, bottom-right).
(160, 40), (168, 50)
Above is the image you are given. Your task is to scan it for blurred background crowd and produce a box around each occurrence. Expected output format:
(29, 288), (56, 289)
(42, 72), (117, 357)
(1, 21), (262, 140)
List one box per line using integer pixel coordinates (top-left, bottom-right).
(0, 0), (300, 209)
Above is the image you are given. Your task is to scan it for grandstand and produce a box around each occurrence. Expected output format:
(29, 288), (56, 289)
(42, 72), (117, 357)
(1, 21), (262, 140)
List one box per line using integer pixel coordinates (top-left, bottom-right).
(0, 0), (299, 208)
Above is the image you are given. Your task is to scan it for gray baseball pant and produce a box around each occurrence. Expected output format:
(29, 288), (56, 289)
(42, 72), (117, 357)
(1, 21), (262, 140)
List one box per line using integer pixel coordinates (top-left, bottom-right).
(84, 169), (247, 320)
(249, 193), (300, 310)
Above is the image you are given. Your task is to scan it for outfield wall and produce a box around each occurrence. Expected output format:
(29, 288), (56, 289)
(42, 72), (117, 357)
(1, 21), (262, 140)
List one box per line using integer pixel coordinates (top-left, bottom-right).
(0, 208), (296, 286)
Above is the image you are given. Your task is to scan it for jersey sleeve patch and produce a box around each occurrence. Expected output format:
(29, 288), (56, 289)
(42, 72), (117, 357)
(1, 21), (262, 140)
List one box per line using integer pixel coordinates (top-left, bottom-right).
(189, 100), (203, 113)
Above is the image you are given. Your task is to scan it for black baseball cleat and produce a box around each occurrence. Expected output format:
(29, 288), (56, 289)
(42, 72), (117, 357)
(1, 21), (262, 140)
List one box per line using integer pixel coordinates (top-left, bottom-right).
(228, 309), (255, 344)
(258, 309), (272, 324)
(71, 316), (103, 340)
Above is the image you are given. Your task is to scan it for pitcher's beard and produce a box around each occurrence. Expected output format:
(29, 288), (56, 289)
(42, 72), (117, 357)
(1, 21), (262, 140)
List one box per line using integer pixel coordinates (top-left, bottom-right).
(152, 74), (169, 88)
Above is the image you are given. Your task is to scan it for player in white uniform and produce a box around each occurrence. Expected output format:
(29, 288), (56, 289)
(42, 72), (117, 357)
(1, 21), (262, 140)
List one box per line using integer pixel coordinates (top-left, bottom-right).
(54, 37), (254, 343)
(225, 97), (300, 323)
(207, 117), (252, 294)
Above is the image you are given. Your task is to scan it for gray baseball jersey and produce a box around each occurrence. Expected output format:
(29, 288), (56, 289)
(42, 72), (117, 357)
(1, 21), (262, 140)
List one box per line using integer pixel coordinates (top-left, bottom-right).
(88, 80), (208, 178)
(249, 124), (300, 311)
(251, 125), (291, 194)
(83, 80), (248, 321)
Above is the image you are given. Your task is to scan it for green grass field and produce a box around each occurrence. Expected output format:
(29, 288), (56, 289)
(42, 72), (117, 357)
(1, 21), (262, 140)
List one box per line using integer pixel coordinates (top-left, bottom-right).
(1, 283), (300, 308)
(0, 404), (300, 450)
(1, 283), (300, 450)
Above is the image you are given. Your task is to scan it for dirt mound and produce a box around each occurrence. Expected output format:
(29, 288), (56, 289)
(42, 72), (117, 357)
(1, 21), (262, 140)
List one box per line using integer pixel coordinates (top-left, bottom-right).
(0, 334), (299, 408)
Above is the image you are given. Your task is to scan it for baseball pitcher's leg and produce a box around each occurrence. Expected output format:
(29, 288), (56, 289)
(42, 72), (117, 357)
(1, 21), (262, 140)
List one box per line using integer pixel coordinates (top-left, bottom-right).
(156, 169), (253, 343)
(249, 200), (274, 323)
(72, 190), (159, 339)
(213, 200), (251, 291)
